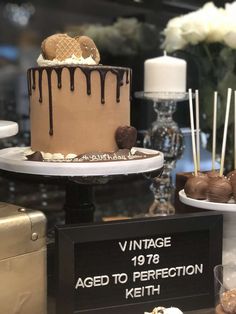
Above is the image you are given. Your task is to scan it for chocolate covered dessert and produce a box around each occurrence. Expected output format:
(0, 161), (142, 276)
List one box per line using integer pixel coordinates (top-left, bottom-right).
(184, 174), (209, 200)
(227, 170), (236, 200)
(216, 288), (236, 314)
(207, 176), (232, 203)
(27, 33), (138, 161)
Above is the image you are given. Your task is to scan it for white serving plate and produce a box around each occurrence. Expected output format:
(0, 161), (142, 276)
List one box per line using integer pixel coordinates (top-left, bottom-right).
(179, 189), (236, 211)
(0, 121), (18, 139)
(0, 147), (164, 177)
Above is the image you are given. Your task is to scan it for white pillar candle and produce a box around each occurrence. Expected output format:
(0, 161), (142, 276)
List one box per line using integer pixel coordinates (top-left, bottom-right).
(144, 52), (187, 93)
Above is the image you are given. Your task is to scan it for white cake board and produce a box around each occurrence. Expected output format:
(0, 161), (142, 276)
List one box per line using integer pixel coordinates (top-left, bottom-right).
(179, 189), (236, 264)
(0, 121), (18, 139)
(0, 147), (164, 177)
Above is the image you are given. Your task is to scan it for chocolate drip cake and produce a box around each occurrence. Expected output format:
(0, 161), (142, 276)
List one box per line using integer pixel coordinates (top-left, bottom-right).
(27, 34), (134, 160)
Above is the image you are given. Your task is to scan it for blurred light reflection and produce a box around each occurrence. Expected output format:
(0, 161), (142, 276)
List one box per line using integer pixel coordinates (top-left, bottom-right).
(3, 2), (35, 27)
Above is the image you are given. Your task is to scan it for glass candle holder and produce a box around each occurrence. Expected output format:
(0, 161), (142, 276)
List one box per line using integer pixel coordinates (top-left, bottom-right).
(135, 91), (190, 216)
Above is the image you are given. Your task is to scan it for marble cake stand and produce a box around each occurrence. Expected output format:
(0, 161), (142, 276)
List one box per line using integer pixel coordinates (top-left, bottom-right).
(0, 147), (164, 223)
(0, 120), (18, 139)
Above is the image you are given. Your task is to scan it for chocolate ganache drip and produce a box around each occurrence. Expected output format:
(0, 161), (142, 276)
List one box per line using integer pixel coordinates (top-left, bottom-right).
(80, 67), (92, 95)
(27, 69), (32, 96)
(98, 69), (107, 104)
(32, 70), (36, 90)
(68, 67), (76, 91)
(27, 66), (130, 136)
(38, 68), (43, 103)
(126, 69), (129, 84)
(46, 68), (54, 136)
(111, 69), (126, 103)
(55, 67), (63, 89)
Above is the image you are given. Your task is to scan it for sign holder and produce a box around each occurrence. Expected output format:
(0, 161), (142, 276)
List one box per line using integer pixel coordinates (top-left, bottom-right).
(56, 212), (222, 314)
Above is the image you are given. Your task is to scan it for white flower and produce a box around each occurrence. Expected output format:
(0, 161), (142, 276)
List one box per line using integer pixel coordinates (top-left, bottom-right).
(225, 1), (236, 17)
(202, 3), (229, 42)
(162, 1), (236, 51)
(180, 11), (209, 44)
(162, 16), (187, 52)
(224, 2), (236, 48)
(224, 31), (236, 49)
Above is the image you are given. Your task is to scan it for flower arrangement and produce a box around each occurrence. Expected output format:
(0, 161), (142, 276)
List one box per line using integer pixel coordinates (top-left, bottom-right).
(162, 2), (236, 52)
(162, 2), (236, 169)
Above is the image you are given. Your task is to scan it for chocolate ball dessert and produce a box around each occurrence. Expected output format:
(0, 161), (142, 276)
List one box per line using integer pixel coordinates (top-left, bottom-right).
(215, 304), (226, 314)
(207, 176), (232, 203)
(220, 288), (236, 313)
(227, 170), (236, 201)
(184, 175), (209, 200)
(227, 170), (236, 180)
(115, 126), (137, 149)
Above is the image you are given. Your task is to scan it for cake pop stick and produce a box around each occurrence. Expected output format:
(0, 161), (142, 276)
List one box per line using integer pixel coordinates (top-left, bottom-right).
(212, 91), (218, 171)
(195, 90), (200, 171)
(188, 89), (198, 176)
(219, 88), (232, 177)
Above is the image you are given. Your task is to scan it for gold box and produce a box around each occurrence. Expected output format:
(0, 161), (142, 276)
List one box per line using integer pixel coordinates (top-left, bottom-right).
(0, 202), (47, 314)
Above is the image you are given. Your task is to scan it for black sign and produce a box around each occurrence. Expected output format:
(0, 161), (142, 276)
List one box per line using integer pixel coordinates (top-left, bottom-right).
(55, 212), (222, 314)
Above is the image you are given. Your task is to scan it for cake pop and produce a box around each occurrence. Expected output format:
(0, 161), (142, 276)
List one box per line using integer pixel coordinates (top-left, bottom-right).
(227, 170), (236, 201)
(207, 89), (233, 203)
(184, 174), (209, 200)
(220, 288), (236, 313)
(215, 304), (226, 314)
(207, 176), (232, 203)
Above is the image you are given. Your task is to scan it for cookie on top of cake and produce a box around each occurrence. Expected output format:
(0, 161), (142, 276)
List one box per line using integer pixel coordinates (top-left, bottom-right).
(26, 33), (157, 163)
